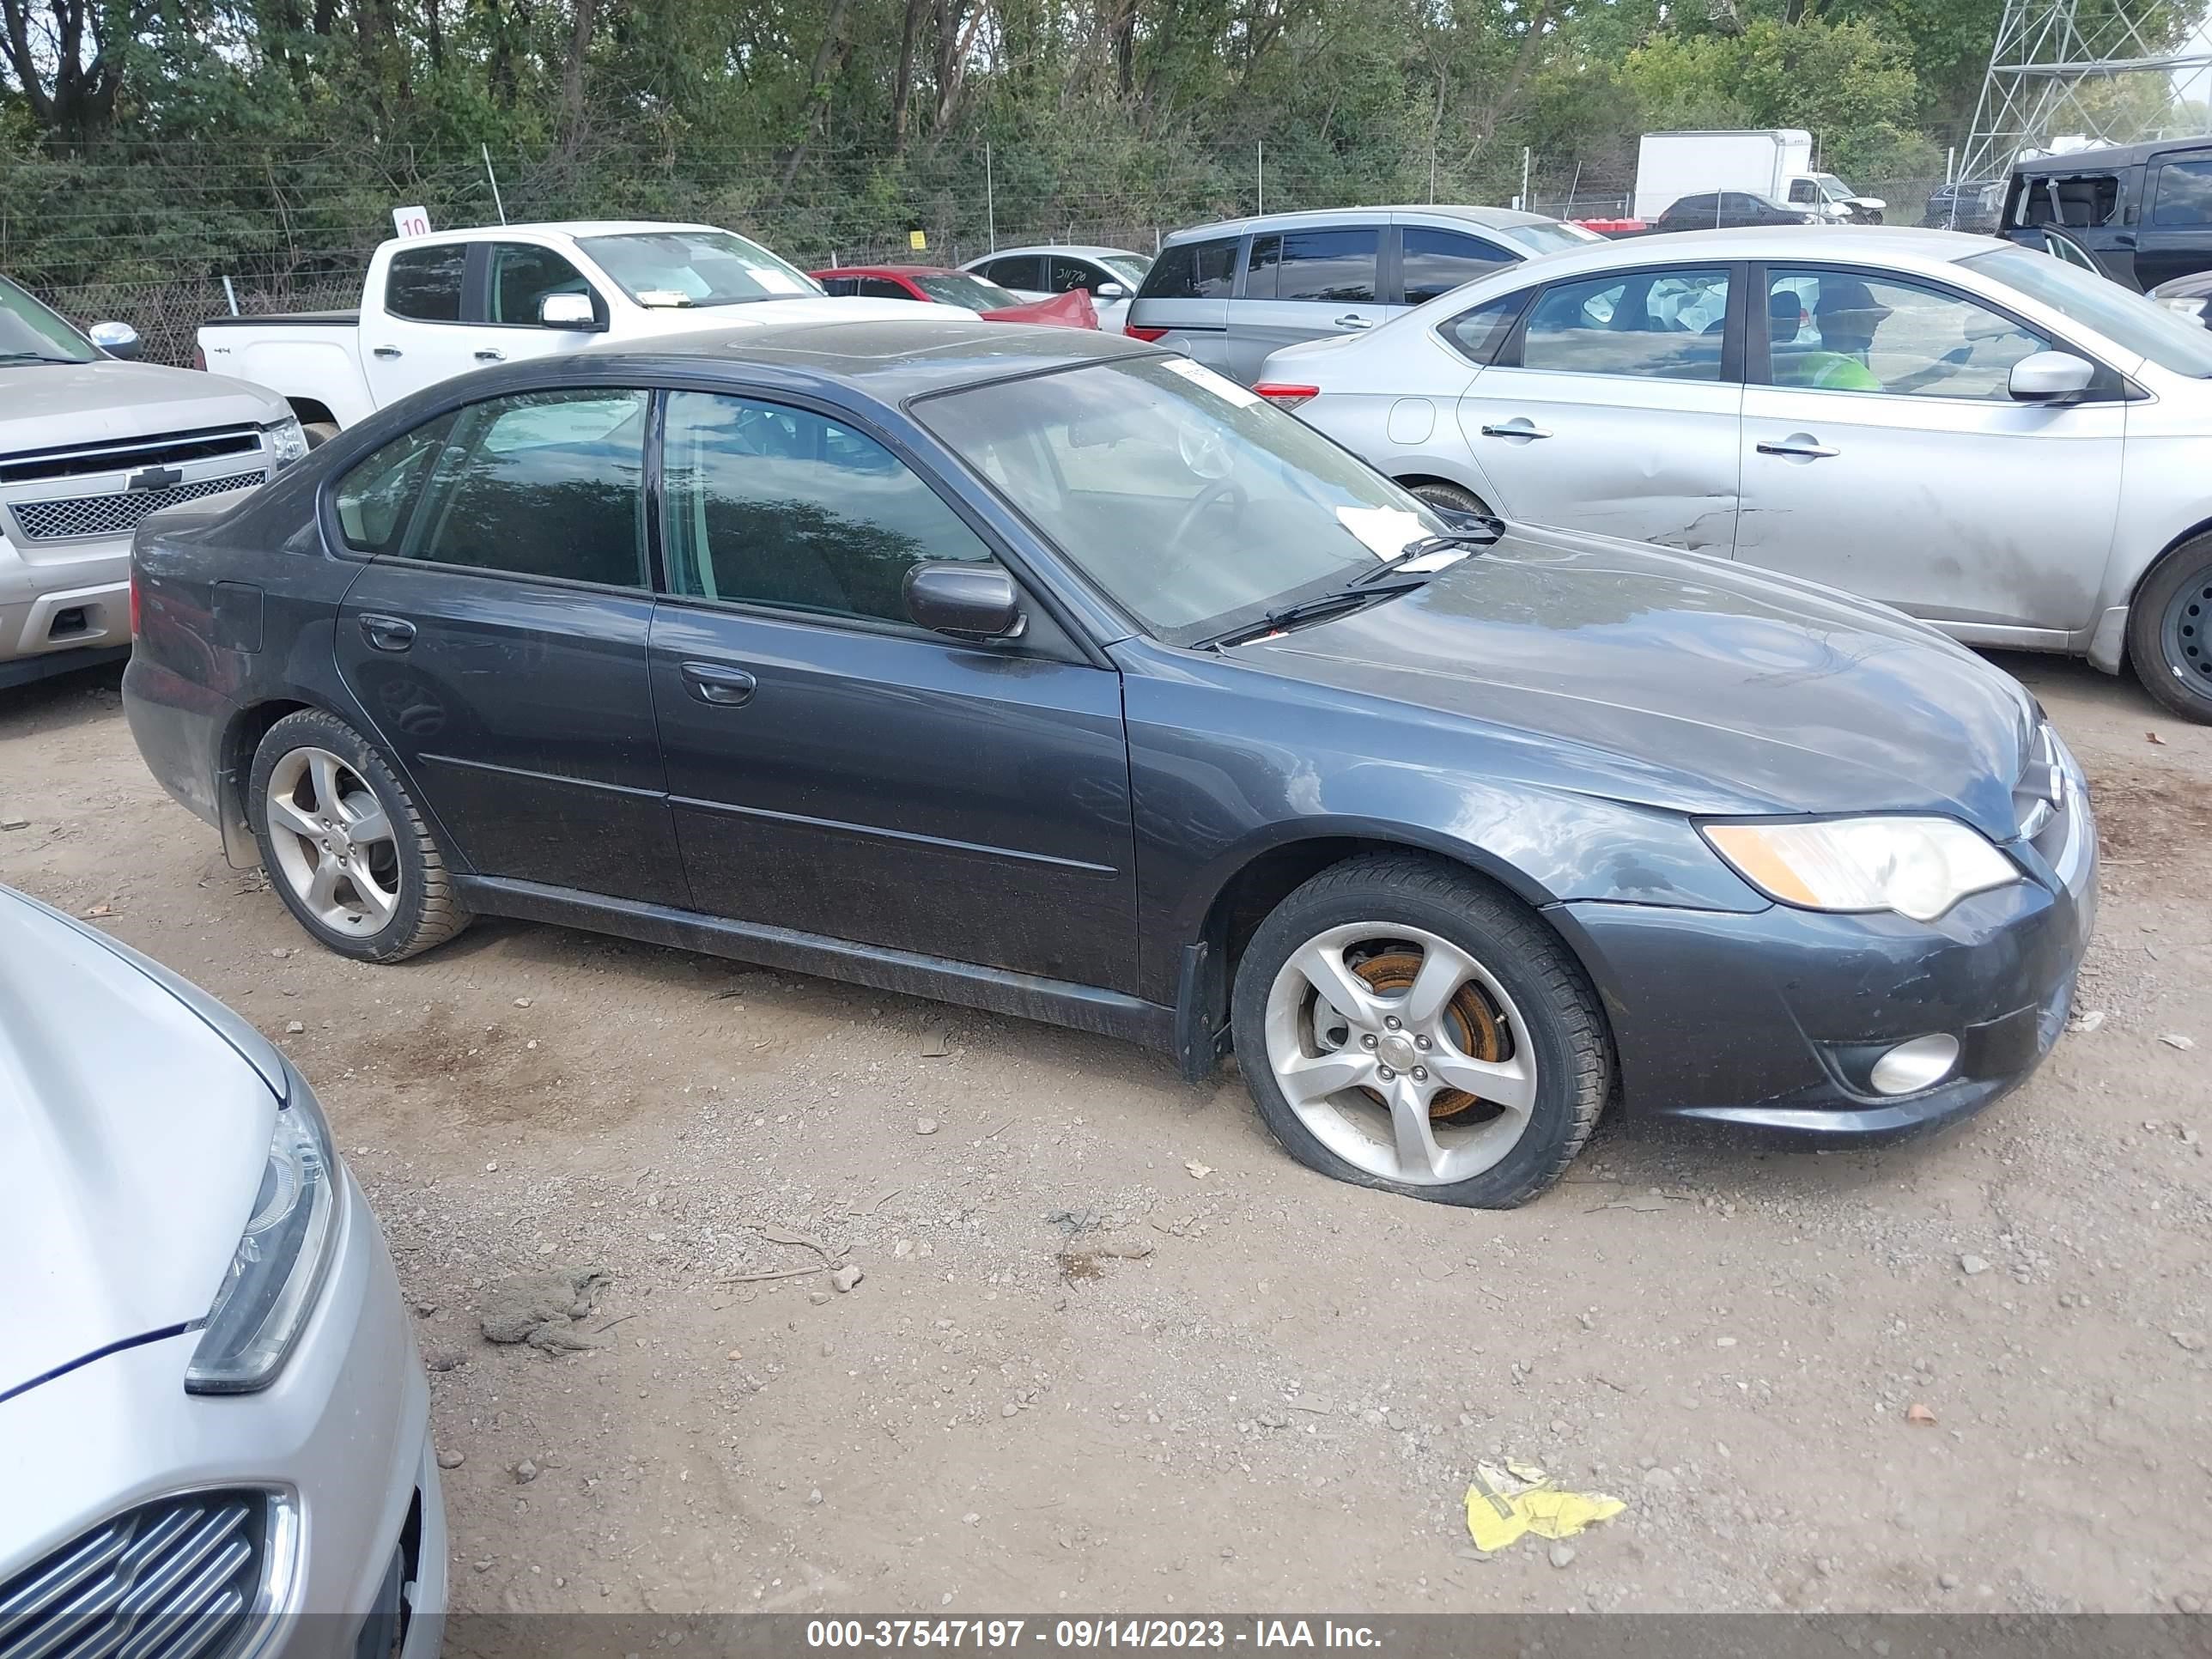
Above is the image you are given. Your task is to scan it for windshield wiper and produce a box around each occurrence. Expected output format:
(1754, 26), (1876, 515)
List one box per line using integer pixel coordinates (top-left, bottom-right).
(1194, 575), (1434, 651)
(1347, 520), (1504, 586)
(0, 350), (82, 365)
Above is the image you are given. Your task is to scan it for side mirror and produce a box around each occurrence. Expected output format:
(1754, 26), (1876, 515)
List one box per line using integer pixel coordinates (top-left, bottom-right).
(1095, 282), (1127, 301)
(904, 563), (1023, 641)
(539, 292), (604, 331)
(88, 320), (141, 360)
(2008, 349), (2094, 403)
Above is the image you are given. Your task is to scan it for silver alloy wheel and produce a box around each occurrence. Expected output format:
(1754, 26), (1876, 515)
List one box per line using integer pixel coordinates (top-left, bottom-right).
(263, 747), (400, 937)
(1261, 921), (1538, 1186)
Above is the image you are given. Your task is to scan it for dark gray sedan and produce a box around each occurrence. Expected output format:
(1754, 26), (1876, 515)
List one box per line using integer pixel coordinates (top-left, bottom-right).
(124, 321), (2094, 1208)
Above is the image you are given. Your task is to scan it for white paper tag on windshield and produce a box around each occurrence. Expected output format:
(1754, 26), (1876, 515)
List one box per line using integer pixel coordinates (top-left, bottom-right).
(1335, 505), (1429, 562)
(1158, 355), (1263, 408)
(751, 267), (808, 295)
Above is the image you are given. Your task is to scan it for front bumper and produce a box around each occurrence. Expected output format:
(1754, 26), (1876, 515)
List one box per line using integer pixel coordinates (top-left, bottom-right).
(1554, 797), (2096, 1141)
(0, 528), (131, 684)
(0, 1169), (446, 1658)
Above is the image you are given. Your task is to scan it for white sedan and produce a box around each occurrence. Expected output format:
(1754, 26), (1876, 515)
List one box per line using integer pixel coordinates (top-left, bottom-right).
(1256, 225), (2212, 720)
(960, 245), (1152, 333)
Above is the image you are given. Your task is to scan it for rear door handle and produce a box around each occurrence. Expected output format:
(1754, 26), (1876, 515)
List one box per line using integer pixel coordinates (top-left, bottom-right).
(474, 348), (506, 362)
(1334, 313), (1374, 331)
(1479, 417), (1553, 441)
(371, 345), (403, 360)
(681, 661), (757, 707)
(1756, 434), (1840, 459)
(357, 613), (416, 653)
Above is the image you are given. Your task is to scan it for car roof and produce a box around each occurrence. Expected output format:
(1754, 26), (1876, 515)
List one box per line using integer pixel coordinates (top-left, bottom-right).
(1473, 224), (2000, 274)
(1160, 204), (1559, 246)
(810, 266), (957, 279)
(578, 316), (1154, 398)
(968, 245), (1145, 261)
(2012, 138), (2202, 173)
(392, 221), (732, 244)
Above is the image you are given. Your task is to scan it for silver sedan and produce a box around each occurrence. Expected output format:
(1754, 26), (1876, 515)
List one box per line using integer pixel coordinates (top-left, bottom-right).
(0, 884), (445, 1658)
(1257, 226), (2212, 720)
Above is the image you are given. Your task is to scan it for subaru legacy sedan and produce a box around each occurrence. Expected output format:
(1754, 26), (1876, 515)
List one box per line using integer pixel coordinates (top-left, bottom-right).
(0, 884), (443, 1657)
(1254, 226), (2212, 720)
(124, 321), (2093, 1209)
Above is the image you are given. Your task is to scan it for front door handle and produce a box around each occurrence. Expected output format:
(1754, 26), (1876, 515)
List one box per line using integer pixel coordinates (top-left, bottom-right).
(1479, 417), (1553, 441)
(371, 345), (403, 360)
(357, 613), (416, 653)
(474, 348), (506, 362)
(682, 661), (757, 707)
(1334, 313), (1374, 331)
(1756, 434), (1840, 460)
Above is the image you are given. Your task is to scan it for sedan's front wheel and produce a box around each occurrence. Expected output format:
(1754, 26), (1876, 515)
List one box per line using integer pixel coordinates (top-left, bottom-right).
(2131, 532), (2212, 722)
(248, 709), (471, 962)
(1231, 854), (1610, 1207)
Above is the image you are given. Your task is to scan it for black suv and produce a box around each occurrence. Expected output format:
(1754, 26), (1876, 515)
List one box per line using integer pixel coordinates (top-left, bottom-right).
(2001, 138), (2212, 290)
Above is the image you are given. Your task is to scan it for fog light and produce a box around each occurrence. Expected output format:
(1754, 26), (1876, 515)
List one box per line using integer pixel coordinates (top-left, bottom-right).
(1869, 1034), (1960, 1097)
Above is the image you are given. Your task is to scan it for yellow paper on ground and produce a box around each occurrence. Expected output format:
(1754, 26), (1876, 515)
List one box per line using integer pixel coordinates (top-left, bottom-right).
(1464, 1460), (1626, 1551)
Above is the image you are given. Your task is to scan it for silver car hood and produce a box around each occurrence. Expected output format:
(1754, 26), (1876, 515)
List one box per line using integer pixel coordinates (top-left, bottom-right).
(0, 890), (278, 1399)
(0, 360), (287, 460)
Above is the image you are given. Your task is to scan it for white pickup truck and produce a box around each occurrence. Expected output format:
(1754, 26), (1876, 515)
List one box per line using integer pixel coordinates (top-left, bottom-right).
(198, 220), (933, 437)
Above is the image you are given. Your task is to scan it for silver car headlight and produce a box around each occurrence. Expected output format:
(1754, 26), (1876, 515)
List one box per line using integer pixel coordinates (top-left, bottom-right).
(185, 1073), (340, 1394)
(265, 416), (308, 470)
(1703, 817), (2021, 923)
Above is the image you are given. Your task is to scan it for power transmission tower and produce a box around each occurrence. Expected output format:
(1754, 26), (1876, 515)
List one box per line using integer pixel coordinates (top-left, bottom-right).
(1959, 0), (2212, 182)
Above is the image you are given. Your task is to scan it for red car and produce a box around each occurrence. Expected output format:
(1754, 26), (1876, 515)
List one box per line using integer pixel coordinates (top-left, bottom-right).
(808, 265), (1098, 329)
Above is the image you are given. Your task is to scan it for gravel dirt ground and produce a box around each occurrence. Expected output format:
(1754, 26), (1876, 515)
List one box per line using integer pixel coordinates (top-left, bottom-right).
(3, 652), (2208, 1618)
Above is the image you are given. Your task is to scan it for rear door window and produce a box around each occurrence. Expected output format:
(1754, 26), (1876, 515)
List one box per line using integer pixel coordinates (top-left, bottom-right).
(1276, 228), (1380, 303)
(332, 414), (459, 553)
(1516, 268), (1732, 381)
(1400, 228), (1515, 305)
(979, 255), (1043, 289)
(1139, 238), (1239, 301)
(2151, 157), (2212, 226)
(400, 389), (650, 586)
(385, 244), (466, 323)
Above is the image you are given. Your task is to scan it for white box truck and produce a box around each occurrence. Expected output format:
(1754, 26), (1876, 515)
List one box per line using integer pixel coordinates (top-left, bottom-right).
(1633, 131), (1885, 223)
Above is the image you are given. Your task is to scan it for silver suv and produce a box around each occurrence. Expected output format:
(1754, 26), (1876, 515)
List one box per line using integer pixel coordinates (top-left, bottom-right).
(1123, 205), (1601, 383)
(2, 274), (304, 690)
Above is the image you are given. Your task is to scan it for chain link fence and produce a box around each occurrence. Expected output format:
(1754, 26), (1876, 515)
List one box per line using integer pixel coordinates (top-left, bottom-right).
(4, 137), (1968, 367)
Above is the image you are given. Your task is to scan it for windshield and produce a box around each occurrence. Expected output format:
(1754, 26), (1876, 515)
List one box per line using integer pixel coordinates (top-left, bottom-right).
(1099, 254), (1152, 285)
(1963, 243), (2212, 378)
(912, 271), (1023, 310)
(1497, 220), (1604, 253)
(1811, 173), (1855, 200)
(577, 229), (822, 307)
(0, 274), (97, 364)
(916, 356), (1455, 646)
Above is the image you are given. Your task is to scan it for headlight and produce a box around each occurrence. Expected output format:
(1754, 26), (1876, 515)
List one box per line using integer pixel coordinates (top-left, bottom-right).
(265, 416), (307, 470)
(1703, 817), (2021, 923)
(185, 1074), (340, 1394)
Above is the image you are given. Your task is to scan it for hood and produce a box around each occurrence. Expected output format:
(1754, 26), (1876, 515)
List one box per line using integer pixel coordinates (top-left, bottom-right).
(983, 289), (1100, 329)
(619, 295), (943, 337)
(1236, 526), (2035, 837)
(0, 358), (286, 459)
(0, 889), (280, 1400)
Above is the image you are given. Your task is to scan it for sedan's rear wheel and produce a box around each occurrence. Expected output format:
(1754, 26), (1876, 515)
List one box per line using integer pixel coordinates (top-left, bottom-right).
(249, 709), (470, 961)
(1231, 854), (1609, 1207)
(2129, 533), (2212, 722)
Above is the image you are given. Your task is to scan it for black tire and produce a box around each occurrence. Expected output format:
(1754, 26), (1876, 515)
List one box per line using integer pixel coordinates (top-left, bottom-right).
(1230, 852), (1610, 1208)
(247, 708), (471, 962)
(301, 421), (340, 449)
(2127, 533), (2212, 722)
(1405, 479), (1492, 518)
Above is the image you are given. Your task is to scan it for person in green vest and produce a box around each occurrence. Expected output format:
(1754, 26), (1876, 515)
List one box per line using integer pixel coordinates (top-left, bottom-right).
(1771, 278), (1892, 391)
